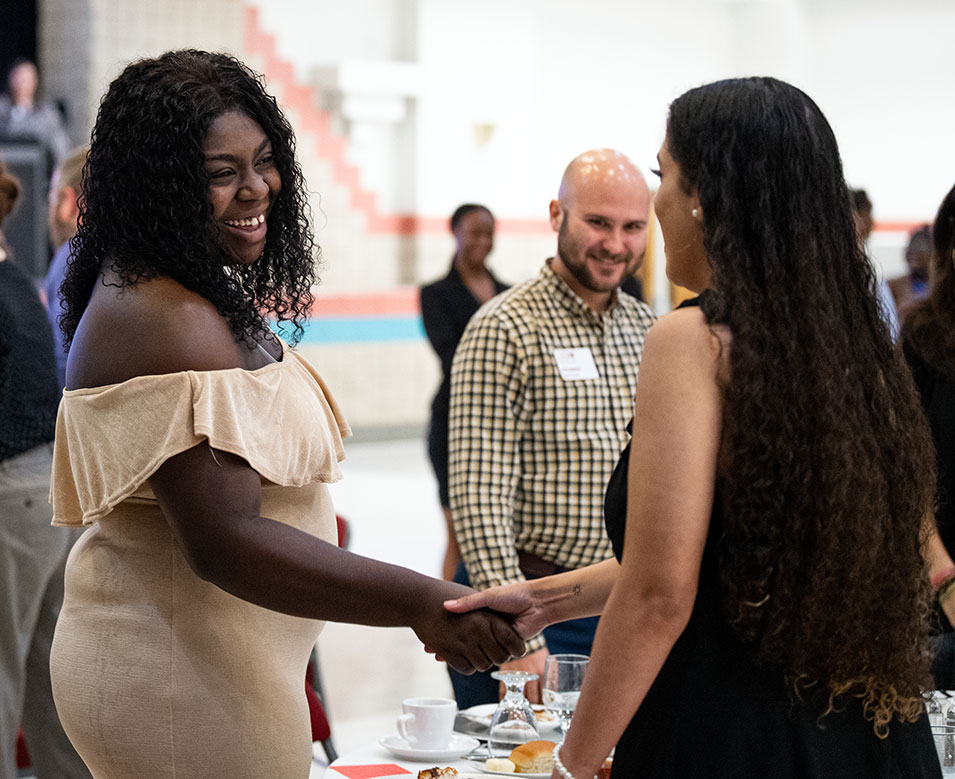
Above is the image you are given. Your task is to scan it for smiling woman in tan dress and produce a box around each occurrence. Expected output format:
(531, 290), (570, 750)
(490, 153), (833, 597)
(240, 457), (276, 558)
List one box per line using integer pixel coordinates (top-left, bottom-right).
(47, 50), (523, 779)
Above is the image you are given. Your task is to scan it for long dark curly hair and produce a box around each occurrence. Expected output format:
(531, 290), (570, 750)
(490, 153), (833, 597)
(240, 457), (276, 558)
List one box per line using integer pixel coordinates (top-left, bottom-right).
(902, 183), (955, 377)
(667, 77), (936, 734)
(60, 49), (317, 347)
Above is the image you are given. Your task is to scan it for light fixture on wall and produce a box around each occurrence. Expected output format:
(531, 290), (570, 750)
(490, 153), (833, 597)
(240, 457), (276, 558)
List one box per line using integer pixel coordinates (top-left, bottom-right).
(473, 122), (495, 148)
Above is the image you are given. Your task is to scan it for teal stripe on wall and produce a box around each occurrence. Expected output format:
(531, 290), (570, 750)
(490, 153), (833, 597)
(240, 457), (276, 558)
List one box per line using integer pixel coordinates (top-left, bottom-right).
(276, 315), (426, 344)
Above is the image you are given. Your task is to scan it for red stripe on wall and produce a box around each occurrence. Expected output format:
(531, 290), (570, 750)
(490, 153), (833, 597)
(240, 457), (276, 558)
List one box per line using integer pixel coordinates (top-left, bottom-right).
(309, 288), (421, 318)
(874, 221), (929, 233)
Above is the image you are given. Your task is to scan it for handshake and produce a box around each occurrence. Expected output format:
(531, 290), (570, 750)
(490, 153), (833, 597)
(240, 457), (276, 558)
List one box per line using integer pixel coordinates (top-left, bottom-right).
(413, 577), (543, 675)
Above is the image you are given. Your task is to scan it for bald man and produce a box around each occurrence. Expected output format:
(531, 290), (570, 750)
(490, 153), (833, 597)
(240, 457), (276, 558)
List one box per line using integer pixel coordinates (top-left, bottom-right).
(447, 150), (656, 707)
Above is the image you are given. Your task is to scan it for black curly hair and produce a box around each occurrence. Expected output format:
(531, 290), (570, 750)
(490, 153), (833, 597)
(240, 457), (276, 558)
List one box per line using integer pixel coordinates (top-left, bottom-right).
(667, 77), (936, 734)
(60, 49), (317, 347)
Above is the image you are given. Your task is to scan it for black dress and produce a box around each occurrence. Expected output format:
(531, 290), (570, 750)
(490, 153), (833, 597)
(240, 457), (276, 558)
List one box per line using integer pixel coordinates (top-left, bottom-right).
(904, 340), (955, 685)
(601, 297), (940, 778)
(420, 263), (508, 505)
(904, 342), (955, 559)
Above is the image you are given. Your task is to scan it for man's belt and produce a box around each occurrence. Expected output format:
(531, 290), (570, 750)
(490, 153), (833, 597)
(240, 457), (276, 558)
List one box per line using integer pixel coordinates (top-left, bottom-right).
(517, 550), (567, 579)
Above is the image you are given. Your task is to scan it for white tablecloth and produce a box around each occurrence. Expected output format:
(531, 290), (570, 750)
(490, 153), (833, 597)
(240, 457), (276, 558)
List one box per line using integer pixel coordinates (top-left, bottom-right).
(327, 741), (487, 778)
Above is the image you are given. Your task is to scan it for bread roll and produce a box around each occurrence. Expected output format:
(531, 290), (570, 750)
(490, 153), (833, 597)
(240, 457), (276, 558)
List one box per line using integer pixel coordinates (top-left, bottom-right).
(508, 740), (556, 774)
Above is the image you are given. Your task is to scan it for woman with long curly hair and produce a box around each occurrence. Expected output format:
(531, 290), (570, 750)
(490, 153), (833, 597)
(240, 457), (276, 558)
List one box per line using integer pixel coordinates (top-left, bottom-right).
(48, 50), (523, 778)
(446, 77), (946, 777)
(903, 183), (955, 684)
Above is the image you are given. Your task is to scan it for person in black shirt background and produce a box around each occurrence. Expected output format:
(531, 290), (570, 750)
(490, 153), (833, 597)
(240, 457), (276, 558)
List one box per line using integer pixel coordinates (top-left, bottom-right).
(0, 158), (88, 779)
(903, 182), (955, 687)
(420, 204), (508, 581)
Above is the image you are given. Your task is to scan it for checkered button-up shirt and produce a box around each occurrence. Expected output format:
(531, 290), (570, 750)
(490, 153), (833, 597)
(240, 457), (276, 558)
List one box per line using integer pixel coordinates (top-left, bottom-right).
(449, 261), (655, 650)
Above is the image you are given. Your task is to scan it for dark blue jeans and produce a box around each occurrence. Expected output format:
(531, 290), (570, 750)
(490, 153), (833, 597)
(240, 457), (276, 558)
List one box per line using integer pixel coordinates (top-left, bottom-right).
(448, 561), (600, 708)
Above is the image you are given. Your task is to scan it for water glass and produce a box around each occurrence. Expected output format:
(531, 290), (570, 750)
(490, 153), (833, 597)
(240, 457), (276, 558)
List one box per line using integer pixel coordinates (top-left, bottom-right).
(541, 653), (589, 737)
(933, 725), (955, 774)
(487, 671), (540, 756)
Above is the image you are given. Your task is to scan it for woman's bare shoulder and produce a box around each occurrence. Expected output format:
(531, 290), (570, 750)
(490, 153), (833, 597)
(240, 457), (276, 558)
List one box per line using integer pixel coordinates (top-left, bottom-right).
(66, 275), (242, 389)
(648, 305), (727, 359)
(648, 305), (734, 403)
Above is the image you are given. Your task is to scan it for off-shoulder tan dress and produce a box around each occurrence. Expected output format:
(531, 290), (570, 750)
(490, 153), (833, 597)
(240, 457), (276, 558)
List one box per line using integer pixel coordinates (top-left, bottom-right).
(48, 344), (350, 779)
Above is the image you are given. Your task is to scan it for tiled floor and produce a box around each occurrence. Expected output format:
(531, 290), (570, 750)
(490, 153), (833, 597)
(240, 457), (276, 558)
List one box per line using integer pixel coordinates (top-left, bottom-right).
(309, 437), (456, 776)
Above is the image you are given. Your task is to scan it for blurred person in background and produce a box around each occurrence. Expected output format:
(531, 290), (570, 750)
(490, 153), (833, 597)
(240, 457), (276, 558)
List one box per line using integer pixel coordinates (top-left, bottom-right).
(421, 203), (508, 581)
(852, 187), (901, 339)
(889, 224), (933, 324)
(42, 146), (87, 389)
(0, 166), (14, 262)
(449, 77), (944, 778)
(0, 59), (71, 169)
(0, 159), (89, 779)
(903, 184), (955, 688)
(850, 188), (874, 245)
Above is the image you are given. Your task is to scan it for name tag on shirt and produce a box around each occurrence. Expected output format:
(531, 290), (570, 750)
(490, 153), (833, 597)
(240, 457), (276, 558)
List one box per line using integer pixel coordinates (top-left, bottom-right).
(553, 348), (600, 381)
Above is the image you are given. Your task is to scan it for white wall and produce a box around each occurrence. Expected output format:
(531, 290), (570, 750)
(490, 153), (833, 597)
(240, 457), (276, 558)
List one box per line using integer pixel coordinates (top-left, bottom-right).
(414, 0), (735, 220)
(799, 0), (955, 275)
(252, 0), (955, 276)
(35, 0), (955, 429)
(803, 0), (954, 223)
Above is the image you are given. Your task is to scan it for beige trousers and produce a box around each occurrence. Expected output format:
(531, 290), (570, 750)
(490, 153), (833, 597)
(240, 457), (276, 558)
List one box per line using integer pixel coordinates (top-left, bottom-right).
(0, 443), (89, 779)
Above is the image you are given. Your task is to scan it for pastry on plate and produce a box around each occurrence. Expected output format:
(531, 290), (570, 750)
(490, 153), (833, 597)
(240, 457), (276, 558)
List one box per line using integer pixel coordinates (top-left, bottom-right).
(417, 768), (458, 778)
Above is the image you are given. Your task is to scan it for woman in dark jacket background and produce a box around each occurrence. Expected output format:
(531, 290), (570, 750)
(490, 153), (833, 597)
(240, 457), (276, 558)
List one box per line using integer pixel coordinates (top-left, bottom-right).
(420, 203), (507, 580)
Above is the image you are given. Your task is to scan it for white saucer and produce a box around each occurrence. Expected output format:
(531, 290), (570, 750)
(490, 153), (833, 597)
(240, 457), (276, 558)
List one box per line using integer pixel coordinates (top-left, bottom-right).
(459, 703), (560, 734)
(379, 733), (480, 761)
(464, 755), (550, 778)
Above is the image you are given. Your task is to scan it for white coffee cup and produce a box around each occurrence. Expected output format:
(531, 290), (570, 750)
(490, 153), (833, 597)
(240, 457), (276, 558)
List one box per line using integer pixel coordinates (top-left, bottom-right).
(396, 696), (457, 750)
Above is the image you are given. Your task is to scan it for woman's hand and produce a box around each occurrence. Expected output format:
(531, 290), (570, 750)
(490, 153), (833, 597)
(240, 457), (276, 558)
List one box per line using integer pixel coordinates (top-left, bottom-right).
(924, 523), (955, 625)
(940, 587), (955, 628)
(442, 560), (620, 641)
(550, 743), (600, 779)
(443, 580), (548, 639)
(412, 581), (527, 674)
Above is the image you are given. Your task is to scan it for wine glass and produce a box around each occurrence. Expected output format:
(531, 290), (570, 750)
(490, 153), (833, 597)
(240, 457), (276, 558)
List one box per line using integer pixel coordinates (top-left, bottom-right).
(487, 671), (540, 757)
(541, 653), (589, 738)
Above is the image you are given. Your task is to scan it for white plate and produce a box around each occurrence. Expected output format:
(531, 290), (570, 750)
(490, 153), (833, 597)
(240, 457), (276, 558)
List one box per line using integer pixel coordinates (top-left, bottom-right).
(464, 755), (550, 778)
(459, 703), (559, 733)
(378, 733), (481, 761)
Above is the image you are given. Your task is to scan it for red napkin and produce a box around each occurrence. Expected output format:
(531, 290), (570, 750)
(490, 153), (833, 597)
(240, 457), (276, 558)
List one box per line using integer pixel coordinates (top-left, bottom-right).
(332, 764), (412, 779)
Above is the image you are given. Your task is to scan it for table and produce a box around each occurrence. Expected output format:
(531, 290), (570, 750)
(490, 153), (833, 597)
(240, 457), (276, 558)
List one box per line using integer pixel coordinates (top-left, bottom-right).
(327, 741), (482, 778)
